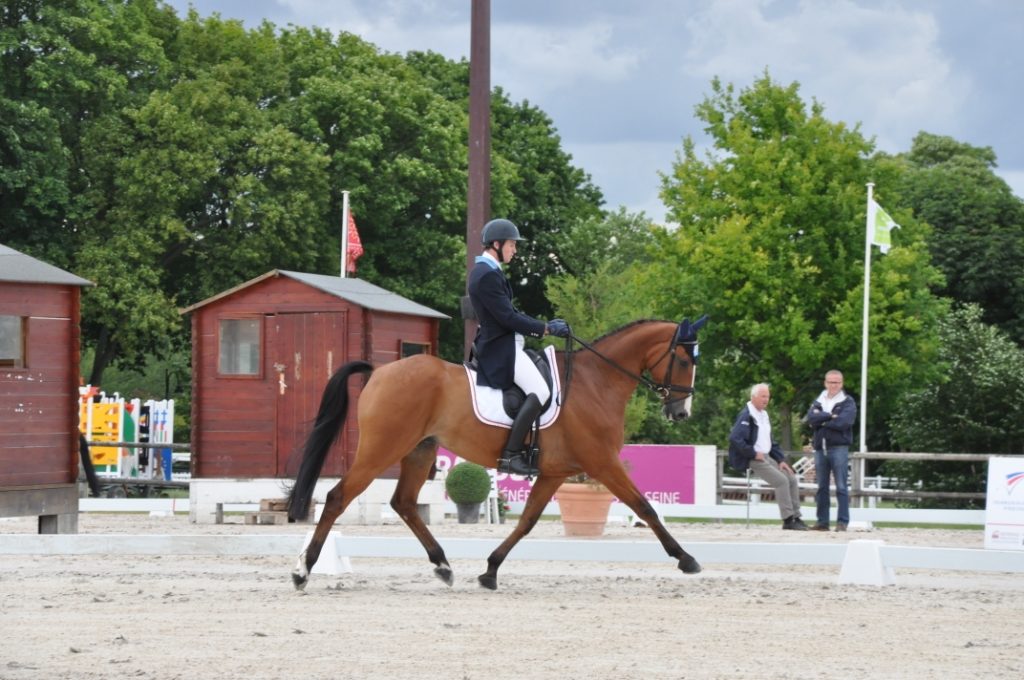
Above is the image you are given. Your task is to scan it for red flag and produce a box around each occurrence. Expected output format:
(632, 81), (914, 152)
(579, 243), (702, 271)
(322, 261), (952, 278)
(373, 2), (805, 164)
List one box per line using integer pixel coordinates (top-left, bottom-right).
(346, 212), (364, 274)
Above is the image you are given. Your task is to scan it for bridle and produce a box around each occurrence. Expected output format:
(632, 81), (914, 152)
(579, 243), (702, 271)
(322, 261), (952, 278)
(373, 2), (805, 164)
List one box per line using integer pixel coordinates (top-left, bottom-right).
(558, 327), (698, 407)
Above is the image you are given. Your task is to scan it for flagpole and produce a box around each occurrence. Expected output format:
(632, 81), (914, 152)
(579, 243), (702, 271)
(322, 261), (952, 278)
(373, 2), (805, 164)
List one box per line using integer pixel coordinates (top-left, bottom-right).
(860, 183), (874, 454)
(340, 190), (350, 278)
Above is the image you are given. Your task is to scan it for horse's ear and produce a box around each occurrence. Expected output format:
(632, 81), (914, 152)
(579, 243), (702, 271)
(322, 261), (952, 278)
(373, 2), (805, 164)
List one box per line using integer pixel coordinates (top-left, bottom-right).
(677, 314), (709, 342)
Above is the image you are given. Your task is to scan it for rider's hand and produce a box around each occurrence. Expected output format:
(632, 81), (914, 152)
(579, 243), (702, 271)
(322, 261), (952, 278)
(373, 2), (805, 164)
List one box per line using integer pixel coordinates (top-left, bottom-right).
(546, 319), (571, 338)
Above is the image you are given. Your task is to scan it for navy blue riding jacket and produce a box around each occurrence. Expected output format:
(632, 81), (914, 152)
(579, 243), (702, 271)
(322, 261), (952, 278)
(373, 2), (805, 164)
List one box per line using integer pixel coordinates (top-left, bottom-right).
(803, 393), (857, 450)
(467, 257), (545, 389)
(727, 405), (784, 472)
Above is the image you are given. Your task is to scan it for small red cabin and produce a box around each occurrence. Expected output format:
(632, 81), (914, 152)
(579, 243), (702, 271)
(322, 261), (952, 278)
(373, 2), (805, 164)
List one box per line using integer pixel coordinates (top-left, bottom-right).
(0, 244), (92, 533)
(182, 270), (449, 481)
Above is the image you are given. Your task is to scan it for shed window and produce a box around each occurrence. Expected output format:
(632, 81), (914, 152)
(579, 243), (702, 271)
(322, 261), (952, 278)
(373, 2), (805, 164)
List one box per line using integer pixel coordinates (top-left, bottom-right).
(0, 316), (25, 368)
(219, 318), (261, 375)
(400, 341), (430, 357)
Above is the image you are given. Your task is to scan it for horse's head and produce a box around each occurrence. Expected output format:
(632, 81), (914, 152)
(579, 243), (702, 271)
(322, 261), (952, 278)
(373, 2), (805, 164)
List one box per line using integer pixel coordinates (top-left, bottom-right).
(650, 314), (708, 421)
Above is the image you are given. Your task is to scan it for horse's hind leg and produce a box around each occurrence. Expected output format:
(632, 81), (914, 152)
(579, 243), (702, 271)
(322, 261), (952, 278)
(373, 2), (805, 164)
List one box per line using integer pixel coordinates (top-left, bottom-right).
(390, 439), (454, 586)
(292, 455), (400, 591)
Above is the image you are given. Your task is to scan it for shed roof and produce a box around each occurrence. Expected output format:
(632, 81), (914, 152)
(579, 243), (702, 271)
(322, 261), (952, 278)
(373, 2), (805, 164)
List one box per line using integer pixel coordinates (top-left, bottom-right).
(179, 269), (450, 319)
(0, 244), (93, 286)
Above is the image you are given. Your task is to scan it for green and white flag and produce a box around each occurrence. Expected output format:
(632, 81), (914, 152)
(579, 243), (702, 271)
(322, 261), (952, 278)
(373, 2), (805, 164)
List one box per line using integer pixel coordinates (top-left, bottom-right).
(868, 199), (899, 253)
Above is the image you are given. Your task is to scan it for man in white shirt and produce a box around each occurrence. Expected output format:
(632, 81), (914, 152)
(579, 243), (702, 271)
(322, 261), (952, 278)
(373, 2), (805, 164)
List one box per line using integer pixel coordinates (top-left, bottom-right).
(804, 370), (858, 531)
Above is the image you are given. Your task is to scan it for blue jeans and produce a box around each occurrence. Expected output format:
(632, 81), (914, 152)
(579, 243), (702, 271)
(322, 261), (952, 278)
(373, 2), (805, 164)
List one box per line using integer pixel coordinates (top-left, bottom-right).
(814, 445), (849, 526)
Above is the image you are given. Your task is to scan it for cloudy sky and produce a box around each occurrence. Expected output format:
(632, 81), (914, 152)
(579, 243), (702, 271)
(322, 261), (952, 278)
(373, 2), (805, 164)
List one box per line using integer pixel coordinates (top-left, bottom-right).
(165, 0), (1023, 222)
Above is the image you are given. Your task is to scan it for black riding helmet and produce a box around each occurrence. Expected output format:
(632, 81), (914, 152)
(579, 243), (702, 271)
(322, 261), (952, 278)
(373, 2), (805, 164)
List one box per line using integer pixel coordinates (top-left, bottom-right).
(481, 218), (524, 263)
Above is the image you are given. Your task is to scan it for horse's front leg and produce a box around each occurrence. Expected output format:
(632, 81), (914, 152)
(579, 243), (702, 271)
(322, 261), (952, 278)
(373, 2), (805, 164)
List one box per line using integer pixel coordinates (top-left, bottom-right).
(599, 470), (701, 575)
(390, 440), (454, 586)
(478, 474), (564, 591)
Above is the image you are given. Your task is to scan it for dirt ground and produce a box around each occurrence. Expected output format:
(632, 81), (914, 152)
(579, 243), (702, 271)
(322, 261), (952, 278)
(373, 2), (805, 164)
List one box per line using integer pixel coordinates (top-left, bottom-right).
(1, 513), (1021, 680)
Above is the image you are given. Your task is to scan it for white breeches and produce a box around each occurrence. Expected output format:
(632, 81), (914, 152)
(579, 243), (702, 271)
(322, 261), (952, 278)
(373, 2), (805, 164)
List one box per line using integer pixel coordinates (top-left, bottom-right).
(513, 334), (550, 403)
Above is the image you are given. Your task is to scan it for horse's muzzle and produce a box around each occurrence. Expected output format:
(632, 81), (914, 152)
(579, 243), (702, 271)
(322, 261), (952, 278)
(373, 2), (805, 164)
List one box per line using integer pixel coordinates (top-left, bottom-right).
(662, 403), (691, 421)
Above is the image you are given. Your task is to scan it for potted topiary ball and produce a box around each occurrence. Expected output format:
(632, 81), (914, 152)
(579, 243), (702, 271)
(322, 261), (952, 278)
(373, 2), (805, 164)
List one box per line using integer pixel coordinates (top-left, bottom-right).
(445, 461), (492, 524)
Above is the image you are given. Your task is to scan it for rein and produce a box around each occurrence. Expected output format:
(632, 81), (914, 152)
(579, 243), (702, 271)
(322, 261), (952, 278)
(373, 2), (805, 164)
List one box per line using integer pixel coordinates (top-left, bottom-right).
(564, 331), (696, 404)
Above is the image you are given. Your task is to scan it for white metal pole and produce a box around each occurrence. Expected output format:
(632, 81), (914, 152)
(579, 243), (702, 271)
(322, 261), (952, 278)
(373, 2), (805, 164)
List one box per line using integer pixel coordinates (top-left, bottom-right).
(340, 190), (350, 278)
(745, 468), (751, 529)
(860, 183), (873, 455)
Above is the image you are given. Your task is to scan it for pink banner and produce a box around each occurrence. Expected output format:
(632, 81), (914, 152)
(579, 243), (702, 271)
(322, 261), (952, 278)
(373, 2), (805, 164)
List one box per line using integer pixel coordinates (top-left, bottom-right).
(436, 445), (696, 505)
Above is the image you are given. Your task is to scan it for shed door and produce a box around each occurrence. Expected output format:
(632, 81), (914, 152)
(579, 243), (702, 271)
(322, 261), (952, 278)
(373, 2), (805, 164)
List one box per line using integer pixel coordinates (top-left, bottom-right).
(271, 312), (348, 477)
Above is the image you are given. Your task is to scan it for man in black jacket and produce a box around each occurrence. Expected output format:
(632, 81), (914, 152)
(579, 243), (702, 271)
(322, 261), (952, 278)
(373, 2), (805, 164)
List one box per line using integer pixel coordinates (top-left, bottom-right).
(728, 383), (808, 530)
(803, 370), (858, 531)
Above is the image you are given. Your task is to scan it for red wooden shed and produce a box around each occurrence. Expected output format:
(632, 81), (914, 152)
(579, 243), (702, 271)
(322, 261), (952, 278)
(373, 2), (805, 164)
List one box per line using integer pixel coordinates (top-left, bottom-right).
(0, 244), (92, 533)
(181, 270), (449, 482)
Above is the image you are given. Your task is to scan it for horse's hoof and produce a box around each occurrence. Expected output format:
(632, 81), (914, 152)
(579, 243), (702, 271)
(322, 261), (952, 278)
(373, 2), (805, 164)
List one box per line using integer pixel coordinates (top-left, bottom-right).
(293, 551), (310, 590)
(678, 556), (702, 574)
(434, 563), (454, 587)
(292, 571), (308, 591)
(477, 573), (498, 591)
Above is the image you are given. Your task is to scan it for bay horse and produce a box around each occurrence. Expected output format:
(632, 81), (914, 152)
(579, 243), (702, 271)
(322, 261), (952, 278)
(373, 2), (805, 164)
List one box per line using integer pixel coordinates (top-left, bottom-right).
(287, 315), (708, 591)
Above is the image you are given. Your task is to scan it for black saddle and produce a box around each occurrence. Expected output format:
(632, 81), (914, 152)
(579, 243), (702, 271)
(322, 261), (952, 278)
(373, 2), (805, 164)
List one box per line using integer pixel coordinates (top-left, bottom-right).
(465, 347), (554, 419)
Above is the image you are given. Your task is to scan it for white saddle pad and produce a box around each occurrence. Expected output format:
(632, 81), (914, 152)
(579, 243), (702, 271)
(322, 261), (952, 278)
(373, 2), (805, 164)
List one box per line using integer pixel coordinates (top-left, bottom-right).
(465, 345), (562, 429)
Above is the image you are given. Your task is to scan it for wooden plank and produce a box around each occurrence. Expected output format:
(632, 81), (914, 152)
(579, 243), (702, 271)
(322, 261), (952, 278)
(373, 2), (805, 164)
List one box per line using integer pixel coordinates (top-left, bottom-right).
(0, 431), (73, 451)
(0, 284), (76, 318)
(0, 484), (77, 513)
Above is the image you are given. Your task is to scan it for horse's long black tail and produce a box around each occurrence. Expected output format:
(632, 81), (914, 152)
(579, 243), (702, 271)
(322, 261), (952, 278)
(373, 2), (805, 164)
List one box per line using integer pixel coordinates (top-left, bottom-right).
(286, 360), (373, 520)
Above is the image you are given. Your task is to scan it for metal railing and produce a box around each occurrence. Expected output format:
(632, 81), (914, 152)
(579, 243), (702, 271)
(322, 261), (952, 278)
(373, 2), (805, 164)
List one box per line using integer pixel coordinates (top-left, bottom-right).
(716, 449), (1008, 506)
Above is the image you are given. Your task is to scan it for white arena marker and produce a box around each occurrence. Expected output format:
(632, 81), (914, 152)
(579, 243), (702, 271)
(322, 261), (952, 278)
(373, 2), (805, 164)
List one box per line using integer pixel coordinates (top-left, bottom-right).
(838, 539), (895, 586)
(304, 531), (353, 576)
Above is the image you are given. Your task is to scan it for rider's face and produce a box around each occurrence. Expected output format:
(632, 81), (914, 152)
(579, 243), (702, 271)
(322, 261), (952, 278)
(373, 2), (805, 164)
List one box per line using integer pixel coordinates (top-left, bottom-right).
(501, 240), (517, 261)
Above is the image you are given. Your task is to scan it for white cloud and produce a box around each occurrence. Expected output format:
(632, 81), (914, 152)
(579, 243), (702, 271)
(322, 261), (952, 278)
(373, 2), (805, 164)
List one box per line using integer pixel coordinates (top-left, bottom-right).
(681, 0), (973, 152)
(492, 22), (644, 96)
(279, 2), (644, 100)
(275, 0), (468, 57)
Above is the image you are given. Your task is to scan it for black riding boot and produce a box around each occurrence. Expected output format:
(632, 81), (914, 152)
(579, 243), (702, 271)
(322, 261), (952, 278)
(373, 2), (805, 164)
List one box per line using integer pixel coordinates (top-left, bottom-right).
(499, 393), (542, 476)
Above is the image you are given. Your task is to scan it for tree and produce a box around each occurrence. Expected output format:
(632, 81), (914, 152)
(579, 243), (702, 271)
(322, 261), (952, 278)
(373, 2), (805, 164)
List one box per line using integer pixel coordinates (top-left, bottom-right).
(884, 304), (1024, 507)
(546, 209), (680, 441)
(654, 74), (947, 452)
(489, 88), (605, 321)
(403, 53), (605, 357)
(0, 0), (175, 266)
(1, 1), (610, 388)
(895, 132), (1024, 345)
(78, 13), (334, 381)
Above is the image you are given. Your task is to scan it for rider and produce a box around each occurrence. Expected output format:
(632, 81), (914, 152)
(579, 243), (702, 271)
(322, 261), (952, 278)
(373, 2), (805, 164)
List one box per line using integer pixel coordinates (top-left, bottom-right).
(468, 218), (571, 476)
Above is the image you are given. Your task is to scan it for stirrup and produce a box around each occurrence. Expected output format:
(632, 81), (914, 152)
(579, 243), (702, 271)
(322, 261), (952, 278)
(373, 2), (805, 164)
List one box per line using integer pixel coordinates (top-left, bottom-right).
(499, 449), (538, 477)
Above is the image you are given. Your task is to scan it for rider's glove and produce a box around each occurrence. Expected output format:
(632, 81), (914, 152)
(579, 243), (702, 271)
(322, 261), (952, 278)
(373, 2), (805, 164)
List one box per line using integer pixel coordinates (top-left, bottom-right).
(546, 319), (571, 338)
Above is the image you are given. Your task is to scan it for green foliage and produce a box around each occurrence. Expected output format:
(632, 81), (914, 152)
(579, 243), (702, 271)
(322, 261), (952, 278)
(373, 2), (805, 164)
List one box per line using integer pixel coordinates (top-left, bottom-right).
(547, 210), (675, 440)
(883, 303), (1024, 509)
(1, 1), (604, 389)
(886, 305), (1024, 499)
(489, 90), (605, 321)
(653, 73), (947, 450)
(895, 132), (1024, 345)
(444, 462), (492, 504)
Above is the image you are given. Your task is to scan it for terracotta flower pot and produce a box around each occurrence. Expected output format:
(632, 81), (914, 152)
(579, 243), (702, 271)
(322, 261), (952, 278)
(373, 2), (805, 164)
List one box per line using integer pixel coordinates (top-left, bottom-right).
(556, 482), (614, 537)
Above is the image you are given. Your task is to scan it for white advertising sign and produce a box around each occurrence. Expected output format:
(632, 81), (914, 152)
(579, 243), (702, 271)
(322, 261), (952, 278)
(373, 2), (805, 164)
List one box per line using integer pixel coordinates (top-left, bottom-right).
(984, 456), (1024, 550)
